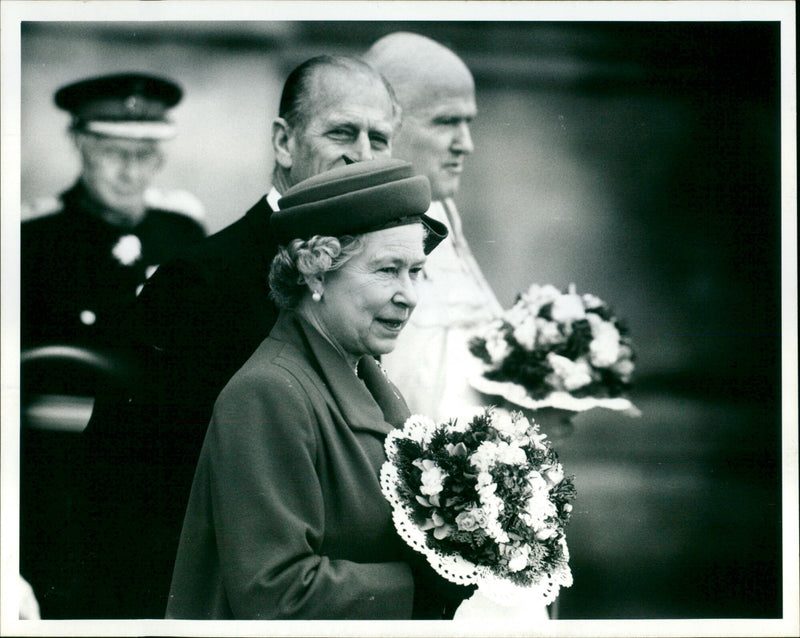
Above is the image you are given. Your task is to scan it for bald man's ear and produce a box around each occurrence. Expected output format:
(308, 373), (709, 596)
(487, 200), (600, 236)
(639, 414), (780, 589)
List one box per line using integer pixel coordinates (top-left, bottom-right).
(272, 118), (294, 170)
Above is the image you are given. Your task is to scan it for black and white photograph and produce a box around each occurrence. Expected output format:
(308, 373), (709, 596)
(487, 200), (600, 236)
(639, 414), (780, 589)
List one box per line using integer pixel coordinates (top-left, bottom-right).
(1, 1), (797, 636)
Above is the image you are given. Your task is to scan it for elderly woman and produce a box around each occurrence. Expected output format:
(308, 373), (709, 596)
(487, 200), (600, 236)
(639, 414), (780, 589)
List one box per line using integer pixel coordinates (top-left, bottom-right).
(166, 159), (469, 619)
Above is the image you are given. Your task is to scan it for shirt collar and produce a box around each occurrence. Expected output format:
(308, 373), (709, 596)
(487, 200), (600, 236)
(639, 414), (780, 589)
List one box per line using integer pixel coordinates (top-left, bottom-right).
(266, 186), (281, 211)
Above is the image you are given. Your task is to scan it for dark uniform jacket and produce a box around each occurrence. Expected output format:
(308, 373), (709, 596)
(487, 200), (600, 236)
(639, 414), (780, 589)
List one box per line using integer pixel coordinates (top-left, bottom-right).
(166, 311), (464, 619)
(21, 180), (206, 350)
(76, 195), (280, 618)
(19, 180), (205, 618)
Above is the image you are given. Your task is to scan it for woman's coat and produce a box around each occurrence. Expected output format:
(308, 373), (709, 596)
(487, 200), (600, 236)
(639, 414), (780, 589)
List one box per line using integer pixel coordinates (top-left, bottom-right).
(166, 311), (419, 619)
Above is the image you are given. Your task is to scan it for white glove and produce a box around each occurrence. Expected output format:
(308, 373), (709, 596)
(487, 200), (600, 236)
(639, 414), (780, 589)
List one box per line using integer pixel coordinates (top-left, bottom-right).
(453, 588), (550, 622)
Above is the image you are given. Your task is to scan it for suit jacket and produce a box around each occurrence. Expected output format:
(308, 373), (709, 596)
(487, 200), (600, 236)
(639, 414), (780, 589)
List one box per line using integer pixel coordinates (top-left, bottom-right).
(167, 312), (437, 619)
(76, 195), (281, 618)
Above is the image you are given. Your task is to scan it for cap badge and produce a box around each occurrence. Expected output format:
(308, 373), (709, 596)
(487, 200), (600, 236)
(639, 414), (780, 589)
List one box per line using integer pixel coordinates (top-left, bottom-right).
(124, 95), (140, 115)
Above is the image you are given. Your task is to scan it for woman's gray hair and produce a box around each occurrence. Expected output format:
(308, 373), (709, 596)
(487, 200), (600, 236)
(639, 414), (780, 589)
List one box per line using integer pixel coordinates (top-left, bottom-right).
(269, 234), (366, 309)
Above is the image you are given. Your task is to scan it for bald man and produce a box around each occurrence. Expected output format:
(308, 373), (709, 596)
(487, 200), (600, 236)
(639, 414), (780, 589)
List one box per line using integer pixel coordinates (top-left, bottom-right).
(364, 33), (503, 421)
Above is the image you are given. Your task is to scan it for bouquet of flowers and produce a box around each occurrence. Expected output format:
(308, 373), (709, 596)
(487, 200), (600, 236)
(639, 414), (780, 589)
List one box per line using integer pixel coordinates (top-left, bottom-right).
(467, 283), (638, 414)
(380, 407), (575, 612)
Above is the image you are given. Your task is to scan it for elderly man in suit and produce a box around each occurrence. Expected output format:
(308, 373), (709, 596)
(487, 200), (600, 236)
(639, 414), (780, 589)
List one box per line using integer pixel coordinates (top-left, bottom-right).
(77, 54), (400, 619)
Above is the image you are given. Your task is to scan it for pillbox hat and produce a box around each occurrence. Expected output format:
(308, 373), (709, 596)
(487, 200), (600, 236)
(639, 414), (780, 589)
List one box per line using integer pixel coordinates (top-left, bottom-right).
(274, 159), (447, 254)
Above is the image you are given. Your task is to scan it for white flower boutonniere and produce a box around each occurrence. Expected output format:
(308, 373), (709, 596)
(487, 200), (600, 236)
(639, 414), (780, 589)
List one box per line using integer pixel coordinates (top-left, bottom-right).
(112, 234), (142, 266)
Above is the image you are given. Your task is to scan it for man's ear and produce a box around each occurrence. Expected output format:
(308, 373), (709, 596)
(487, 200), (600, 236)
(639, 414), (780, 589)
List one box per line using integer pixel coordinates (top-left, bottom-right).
(272, 118), (294, 170)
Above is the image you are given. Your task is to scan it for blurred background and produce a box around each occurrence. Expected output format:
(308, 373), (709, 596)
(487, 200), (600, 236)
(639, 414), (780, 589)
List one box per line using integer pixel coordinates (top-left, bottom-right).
(17, 19), (784, 620)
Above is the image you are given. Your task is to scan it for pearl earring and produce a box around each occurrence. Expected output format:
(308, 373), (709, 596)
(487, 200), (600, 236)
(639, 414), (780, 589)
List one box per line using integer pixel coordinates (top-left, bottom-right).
(312, 291), (322, 302)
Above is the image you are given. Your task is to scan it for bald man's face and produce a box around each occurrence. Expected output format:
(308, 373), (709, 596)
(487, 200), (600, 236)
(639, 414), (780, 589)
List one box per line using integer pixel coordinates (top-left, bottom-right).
(393, 91), (476, 201)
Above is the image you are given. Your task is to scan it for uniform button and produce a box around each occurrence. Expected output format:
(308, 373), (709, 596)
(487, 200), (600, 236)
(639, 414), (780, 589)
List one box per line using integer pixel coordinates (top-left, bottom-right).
(80, 310), (97, 325)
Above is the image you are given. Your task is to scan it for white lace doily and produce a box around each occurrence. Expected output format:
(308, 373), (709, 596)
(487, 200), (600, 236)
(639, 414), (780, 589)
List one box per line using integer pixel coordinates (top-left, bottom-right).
(468, 371), (640, 415)
(380, 449), (572, 608)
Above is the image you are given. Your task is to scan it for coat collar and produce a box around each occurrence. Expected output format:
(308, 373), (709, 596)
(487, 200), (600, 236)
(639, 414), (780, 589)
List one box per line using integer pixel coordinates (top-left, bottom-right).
(271, 312), (410, 437)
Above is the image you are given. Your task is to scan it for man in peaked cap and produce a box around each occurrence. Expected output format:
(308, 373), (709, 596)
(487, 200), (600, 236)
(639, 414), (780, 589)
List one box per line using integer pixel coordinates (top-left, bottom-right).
(21, 72), (206, 351)
(75, 55), (401, 619)
(19, 72), (205, 619)
(363, 33), (503, 422)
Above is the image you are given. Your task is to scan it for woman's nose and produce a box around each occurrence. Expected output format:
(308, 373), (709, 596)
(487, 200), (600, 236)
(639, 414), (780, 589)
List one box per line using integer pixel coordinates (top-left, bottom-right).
(393, 274), (419, 309)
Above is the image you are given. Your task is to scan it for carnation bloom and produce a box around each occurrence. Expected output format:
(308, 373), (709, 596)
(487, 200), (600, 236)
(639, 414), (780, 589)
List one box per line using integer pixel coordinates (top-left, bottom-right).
(521, 476), (557, 529)
(471, 440), (527, 472)
(413, 459), (447, 496)
(112, 234), (142, 266)
(525, 284), (562, 307)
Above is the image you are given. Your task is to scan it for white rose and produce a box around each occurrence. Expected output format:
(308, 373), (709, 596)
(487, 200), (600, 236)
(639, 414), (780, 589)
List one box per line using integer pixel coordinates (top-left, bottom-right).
(611, 358), (635, 382)
(535, 318), (564, 346)
(533, 284), (562, 304)
(587, 313), (621, 367)
(582, 293), (605, 310)
(535, 527), (557, 541)
(512, 315), (538, 350)
(493, 409), (531, 440)
(497, 442), (527, 466)
(550, 293), (586, 323)
(546, 353), (593, 391)
(485, 332), (511, 365)
(507, 546), (530, 572)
